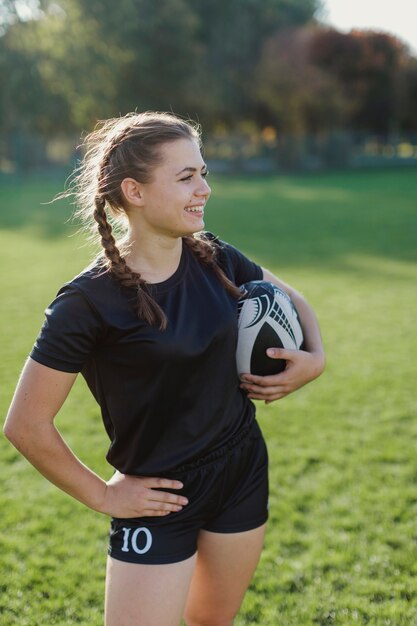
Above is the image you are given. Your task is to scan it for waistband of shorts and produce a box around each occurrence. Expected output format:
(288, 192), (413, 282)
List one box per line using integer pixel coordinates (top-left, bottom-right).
(169, 419), (260, 474)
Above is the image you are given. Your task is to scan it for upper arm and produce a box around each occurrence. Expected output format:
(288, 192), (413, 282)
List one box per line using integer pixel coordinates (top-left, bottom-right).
(4, 284), (102, 442)
(30, 286), (104, 373)
(262, 267), (300, 300)
(4, 358), (78, 438)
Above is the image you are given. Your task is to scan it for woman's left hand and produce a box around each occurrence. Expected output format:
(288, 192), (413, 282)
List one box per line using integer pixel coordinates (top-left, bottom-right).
(240, 348), (325, 404)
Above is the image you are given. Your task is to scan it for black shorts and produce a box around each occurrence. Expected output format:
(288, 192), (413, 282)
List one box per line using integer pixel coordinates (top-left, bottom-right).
(108, 420), (269, 565)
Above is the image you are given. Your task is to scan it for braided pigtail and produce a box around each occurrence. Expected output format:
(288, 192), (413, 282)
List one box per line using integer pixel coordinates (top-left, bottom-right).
(183, 235), (242, 299)
(93, 196), (168, 330)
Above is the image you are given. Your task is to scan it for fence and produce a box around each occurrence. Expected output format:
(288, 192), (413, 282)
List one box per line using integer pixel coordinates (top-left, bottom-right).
(204, 130), (417, 173)
(1, 129), (417, 175)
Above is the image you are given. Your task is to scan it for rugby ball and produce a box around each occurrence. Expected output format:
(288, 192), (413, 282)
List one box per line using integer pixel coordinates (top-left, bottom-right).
(236, 280), (304, 376)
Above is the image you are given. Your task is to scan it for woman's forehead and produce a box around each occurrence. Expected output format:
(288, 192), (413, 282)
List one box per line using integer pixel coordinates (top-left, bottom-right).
(158, 139), (204, 171)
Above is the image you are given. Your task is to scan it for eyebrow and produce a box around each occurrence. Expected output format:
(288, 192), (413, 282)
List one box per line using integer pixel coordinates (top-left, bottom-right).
(176, 164), (208, 176)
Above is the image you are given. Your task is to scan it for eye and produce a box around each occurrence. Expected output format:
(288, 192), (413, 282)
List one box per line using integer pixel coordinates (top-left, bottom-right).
(179, 169), (209, 182)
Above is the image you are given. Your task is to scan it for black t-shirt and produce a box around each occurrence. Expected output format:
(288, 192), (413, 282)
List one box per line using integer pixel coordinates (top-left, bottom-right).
(30, 235), (263, 475)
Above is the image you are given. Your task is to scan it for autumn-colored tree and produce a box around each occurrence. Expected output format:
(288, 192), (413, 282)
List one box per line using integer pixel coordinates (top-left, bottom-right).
(401, 57), (417, 132)
(188, 0), (320, 126)
(255, 27), (347, 134)
(310, 28), (410, 134)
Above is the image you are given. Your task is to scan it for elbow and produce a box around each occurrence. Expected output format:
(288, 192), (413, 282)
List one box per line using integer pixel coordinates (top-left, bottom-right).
(4, 412), (53, 455)
(313, 349), (326, 379)
(3, 415), (28, 451)
(3, 419), (20, 447)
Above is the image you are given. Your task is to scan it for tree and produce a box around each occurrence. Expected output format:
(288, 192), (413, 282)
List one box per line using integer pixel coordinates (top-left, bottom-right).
(0, 0), (202, 132)
(0, 0), (322, 136)
(401, 57), (417, 131)
(255, 27), (347, 134)
(310, 28), (410, 134)
(188, 0), (321, 126)
(0, 19), (71, 136)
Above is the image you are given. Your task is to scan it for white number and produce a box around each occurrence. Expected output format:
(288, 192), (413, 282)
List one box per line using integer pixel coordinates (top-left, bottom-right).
(121, 527), (153, 554)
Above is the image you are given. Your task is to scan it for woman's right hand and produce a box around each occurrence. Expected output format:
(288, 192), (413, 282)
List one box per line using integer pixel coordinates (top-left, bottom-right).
(98, 471), (188, 518)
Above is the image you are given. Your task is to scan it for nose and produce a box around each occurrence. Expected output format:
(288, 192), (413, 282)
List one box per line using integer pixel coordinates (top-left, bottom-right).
(196, 177), (211, 198)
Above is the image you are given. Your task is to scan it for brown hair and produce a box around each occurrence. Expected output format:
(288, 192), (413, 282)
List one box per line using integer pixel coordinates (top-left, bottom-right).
(67, 111), (241, 329)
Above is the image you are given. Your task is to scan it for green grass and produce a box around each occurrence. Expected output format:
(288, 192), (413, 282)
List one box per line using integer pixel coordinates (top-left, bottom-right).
(1, 168), (416, 625)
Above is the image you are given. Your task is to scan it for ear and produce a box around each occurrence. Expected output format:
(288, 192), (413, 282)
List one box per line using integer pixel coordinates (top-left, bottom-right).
(120, 177), (144, 207)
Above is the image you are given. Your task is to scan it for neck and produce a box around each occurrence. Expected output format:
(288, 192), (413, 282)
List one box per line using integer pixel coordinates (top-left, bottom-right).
(123, 227), (185, 282)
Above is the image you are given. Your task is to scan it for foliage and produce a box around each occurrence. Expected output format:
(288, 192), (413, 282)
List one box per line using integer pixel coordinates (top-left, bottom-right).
(255, 27), (347, 134)
(0, 0), (320, 132)
(256, 26), (415, 136)
(1, 1), (417, 139)
(0, 20), (71, 135)
(401, 57), (417, 132)
(310, 28), (410, 134)
(187, 0), (320, 125)
(1, 168), (417, 624)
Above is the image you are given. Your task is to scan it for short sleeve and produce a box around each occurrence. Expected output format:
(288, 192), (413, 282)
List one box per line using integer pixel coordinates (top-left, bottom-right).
(206, 233), (263, 286)
(30, 285), (105, 373)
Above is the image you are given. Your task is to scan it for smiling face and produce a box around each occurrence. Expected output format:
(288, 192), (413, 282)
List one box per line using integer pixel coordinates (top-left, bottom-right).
(122, 138), (211, 239)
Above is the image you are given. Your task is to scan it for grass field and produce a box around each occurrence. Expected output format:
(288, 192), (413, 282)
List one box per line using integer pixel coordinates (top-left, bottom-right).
(0, 168), (416, 625)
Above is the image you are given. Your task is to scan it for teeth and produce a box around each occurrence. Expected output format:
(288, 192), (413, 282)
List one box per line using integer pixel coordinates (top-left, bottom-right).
(185, 207), (204, 213)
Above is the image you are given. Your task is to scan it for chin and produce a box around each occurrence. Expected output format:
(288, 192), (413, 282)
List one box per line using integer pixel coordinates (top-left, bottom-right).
(182, 221), (205, 236)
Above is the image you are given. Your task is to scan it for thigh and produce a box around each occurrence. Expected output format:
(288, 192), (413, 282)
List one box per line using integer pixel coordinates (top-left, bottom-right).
(105, 554), (196, 626)
(205, 423), (269, 535)
(184, 524), (266, 626)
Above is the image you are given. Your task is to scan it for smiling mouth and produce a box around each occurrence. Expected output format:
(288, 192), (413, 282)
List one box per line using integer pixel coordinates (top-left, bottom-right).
(184, 205), (205, 213)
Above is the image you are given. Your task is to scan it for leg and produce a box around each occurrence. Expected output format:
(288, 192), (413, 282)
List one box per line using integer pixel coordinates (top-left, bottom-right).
(183, 524), (266, 626)
(105, 553), (197, 626)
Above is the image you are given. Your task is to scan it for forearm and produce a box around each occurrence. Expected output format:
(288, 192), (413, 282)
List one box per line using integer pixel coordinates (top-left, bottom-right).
(290, 292), (324, 354)
(4, 419), (107, 513)
(240, 269), (326, 401)
(262, 267), (325, 367)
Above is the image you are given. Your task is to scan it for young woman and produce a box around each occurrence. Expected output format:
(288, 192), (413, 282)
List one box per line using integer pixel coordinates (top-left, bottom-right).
(4, 112), (325, 626)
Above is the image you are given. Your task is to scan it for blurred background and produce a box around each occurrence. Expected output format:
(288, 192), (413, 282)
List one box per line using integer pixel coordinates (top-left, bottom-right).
(1, 0), (417, 173)
(1, 2), (416, 625)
